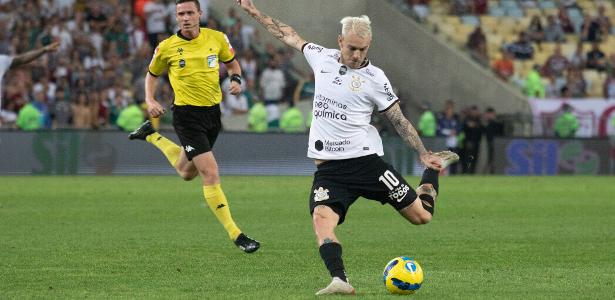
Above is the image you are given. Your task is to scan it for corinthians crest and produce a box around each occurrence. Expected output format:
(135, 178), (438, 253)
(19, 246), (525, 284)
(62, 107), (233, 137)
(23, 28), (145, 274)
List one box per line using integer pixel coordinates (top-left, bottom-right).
(349, 75), (365, 92)
(313, 187), (330, 202)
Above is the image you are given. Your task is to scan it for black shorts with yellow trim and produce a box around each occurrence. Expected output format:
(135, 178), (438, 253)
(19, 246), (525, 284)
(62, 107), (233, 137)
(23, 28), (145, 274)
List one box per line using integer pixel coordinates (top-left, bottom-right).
(308, 154), (417, 224)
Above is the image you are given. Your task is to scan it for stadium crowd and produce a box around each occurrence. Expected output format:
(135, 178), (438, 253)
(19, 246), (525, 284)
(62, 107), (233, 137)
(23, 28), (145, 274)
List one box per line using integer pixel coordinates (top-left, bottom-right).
(406, 0), (615, 99)
(0, 0), (308, 132)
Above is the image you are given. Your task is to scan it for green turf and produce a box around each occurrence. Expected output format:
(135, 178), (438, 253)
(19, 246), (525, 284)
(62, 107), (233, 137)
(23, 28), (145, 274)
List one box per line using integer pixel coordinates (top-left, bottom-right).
(0, 176), (614, 299)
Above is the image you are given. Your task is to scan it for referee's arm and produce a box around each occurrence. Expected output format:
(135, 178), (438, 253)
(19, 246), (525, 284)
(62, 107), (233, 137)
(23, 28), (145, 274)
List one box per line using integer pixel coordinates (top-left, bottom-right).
(224, 59), (243, 96)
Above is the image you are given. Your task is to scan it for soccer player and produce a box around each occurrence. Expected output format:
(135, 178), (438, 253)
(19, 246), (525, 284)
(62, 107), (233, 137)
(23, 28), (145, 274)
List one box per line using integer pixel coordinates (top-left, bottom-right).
(237, 0), (459, 295)
(0, 42), (59, 125)
(129, 0), (259, 253)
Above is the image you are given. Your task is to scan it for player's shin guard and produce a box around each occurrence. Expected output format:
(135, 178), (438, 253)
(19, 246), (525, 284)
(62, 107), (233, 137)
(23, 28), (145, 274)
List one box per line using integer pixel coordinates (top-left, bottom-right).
(146, 132), (181, 167)
(418, 168), (439, 215)
(203, 184), (241, 240)
(319, 242), (348, 282)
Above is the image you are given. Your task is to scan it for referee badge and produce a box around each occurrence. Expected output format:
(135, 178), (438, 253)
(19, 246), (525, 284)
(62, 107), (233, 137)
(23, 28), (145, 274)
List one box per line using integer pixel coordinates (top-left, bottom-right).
(179, 59), (186, 68)
(207, 55), (217, 68)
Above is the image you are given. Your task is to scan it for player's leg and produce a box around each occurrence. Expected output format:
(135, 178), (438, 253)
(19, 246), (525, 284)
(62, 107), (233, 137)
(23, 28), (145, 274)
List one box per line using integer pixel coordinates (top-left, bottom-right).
(312, 205), (355, 295)
(400, 150), (459, 224)
(128, 120), (198, 180)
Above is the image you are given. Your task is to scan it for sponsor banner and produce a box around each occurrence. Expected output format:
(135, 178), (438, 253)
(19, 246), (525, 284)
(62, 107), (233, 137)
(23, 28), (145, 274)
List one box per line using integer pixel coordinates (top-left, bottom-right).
(530, 98), (615, 138)
(493, 138), (615, 175)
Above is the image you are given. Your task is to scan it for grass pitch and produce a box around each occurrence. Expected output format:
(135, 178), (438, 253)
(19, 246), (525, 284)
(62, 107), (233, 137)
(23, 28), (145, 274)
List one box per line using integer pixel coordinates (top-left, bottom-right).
(0, 176), (614, 299)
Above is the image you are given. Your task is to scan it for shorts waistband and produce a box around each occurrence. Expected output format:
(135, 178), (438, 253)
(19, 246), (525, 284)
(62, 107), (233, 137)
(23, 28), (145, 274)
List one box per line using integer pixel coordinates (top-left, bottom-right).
(316, 154), (379, 170)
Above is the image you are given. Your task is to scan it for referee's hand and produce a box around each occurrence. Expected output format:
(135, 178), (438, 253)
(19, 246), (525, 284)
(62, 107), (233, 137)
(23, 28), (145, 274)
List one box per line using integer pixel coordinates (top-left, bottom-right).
(229, 80), (243, 95)
(146, 99), (166, 118)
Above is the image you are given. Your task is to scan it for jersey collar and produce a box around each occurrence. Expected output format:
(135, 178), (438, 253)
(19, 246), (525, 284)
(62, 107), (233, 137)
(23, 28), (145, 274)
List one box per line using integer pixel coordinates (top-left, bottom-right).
(177, 29), (200, 41)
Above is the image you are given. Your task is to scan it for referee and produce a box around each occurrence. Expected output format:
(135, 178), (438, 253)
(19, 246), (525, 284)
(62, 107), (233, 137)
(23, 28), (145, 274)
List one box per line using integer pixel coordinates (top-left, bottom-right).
(129, 0), (259, 253)
(238, 0), (458, 294)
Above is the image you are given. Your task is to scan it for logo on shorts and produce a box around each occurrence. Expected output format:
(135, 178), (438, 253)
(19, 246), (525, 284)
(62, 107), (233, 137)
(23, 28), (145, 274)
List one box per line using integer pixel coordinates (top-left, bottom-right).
(184, 145), (195, 152)
(313, 187), (330, 202)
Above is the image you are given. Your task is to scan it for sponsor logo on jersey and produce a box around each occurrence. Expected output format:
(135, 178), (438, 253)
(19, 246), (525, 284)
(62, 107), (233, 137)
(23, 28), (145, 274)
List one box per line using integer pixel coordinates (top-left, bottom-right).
(323, 139), (349, 152)
(313, 187), (330, 202)
(207, 55), (217, 68)
(384, 83), (395, 101)
(339, 65), (347, 75)
(185, 145), (195, 152)
(177, 47), (184, 54)
(364, 68), (375, 77)
(389, 184), (410, 202)
(332, 76), (342, 85)
(349, 75), (365, 92)
(315, 94), (348, 110)
(307, 44), (323, 53)
(179, 59), (186, 68)
(313, 109), (347, 121)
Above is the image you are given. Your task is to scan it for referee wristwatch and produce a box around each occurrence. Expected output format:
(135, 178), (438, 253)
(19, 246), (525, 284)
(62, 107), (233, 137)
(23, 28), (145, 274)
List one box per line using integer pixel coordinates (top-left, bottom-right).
(230, 74), (242, 85)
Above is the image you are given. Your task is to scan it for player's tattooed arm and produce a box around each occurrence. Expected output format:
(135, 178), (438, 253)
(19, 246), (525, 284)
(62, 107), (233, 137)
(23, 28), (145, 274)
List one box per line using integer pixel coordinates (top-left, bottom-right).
(237, 0), (306, 50)
(384, 103), (428, 157)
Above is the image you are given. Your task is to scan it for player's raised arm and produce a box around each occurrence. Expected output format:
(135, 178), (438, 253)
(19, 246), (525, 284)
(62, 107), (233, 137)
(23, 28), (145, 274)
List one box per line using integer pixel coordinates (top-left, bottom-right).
(384, 103), (442, 171)
(236, 0), (306, 51)
(10, 42), (59, 68)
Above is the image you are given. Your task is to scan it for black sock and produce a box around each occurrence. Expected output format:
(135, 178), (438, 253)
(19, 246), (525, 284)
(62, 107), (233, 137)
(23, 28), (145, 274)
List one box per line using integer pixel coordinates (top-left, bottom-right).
(419, 168), (439, 215)
(319, 242), (347, 282)
(420, 168), (439, 194)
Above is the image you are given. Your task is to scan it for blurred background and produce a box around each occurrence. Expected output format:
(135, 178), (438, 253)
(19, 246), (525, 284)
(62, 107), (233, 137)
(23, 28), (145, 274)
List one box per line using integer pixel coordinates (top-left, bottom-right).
(0, 0), (614, 176)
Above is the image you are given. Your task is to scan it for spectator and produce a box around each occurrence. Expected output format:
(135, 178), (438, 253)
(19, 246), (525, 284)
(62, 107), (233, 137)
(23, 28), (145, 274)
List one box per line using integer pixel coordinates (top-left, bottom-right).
(247, 99), (267, 133)
(604, 74), (615, 99)
(526, 15), (545, 44)
(595, 5), (612, 38)
(437, 99), (461, 174)
(466, 25), (485, 52)
(557, 6), (576, 34)
(524, 64), (545, 98)
(554, 103), (578, 138)
(471, 0), (488, 15)
(492, 49), (514, 81)
(116, 100), (145, 132)
(545, 74), (566, 98)
(417, 103), (436, 137)
(461, 105), (482, 174)
(543, 15), (566, 42)
(568, 42), (585, 69)
(143, 0), (168, 49)
(16, 100), (42, 130)
(71, 91), (92, 129)
(565, 67), (587, 98)
(451, 0), (471, 15)
(280, 101), (305, 133)
(482, 107), (503, 174)
(586, 42), (606, 72)
(542, 44), (569, 78)
(506, 32), (534, 60)
(239, 47), (258, 92)
(292, 73), (315, 103)
(259, 56), (286, 128)
(580, 13), (603, 43)
(51, 88), (72, 129)
(220, 77), (249, 117)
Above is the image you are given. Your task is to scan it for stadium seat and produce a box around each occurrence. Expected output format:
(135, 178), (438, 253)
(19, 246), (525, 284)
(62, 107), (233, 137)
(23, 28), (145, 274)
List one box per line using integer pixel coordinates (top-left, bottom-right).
(461, 15), (480, 26)
(507, 8), (525, 18)
(538, 1), (557, 10)
(489, 7), (506, 17)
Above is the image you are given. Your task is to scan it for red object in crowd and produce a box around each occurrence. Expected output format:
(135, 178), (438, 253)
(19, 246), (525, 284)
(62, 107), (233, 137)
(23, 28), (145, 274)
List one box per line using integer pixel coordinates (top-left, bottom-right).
(134, 0), (151, 19)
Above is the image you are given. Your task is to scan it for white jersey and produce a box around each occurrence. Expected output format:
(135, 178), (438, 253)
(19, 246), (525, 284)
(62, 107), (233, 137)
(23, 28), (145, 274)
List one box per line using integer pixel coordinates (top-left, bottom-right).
(0, 55), (14, 110)
(302, 43), (398, 160)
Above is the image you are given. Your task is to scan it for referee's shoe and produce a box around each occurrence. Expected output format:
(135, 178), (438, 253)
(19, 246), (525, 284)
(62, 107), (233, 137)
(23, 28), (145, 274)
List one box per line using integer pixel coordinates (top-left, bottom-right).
(234, 233), (260, 253)
(128, 120), (155, 140)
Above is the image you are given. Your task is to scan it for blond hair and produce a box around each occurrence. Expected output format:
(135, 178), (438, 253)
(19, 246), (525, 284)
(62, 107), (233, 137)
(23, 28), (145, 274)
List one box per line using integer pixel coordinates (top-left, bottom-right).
(340, 15), (372, 38)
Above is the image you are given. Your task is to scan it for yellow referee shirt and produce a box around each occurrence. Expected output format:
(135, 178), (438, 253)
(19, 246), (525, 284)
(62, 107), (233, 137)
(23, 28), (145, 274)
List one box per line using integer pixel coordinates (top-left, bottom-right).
(148, 28), (235, 106)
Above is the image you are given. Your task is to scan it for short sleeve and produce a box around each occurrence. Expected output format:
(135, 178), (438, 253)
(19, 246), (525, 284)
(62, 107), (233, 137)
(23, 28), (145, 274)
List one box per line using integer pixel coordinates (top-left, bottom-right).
(219, 33), (235, 63)
(0, 55), (13, 75)
(148, 43), (168, 76)
(301, 42), (327, 70)
(372, 73), (399, 112)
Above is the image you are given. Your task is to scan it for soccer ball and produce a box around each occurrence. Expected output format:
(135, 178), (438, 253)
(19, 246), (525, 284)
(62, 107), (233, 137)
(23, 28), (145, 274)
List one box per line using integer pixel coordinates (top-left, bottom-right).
(382, 256), (424, 294)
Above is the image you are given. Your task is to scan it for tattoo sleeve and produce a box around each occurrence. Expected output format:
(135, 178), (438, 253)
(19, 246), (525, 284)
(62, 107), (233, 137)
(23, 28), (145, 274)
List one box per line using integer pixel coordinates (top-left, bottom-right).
(384, 104), (428, 156)
(249, 11), (306, 50)
(11, 48), (47, 67)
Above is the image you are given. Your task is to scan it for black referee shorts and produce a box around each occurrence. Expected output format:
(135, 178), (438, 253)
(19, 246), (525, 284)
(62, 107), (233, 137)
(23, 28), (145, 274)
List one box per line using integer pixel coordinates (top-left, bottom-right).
(308, 154), (417, 224)
(172, 104), (222, 161)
